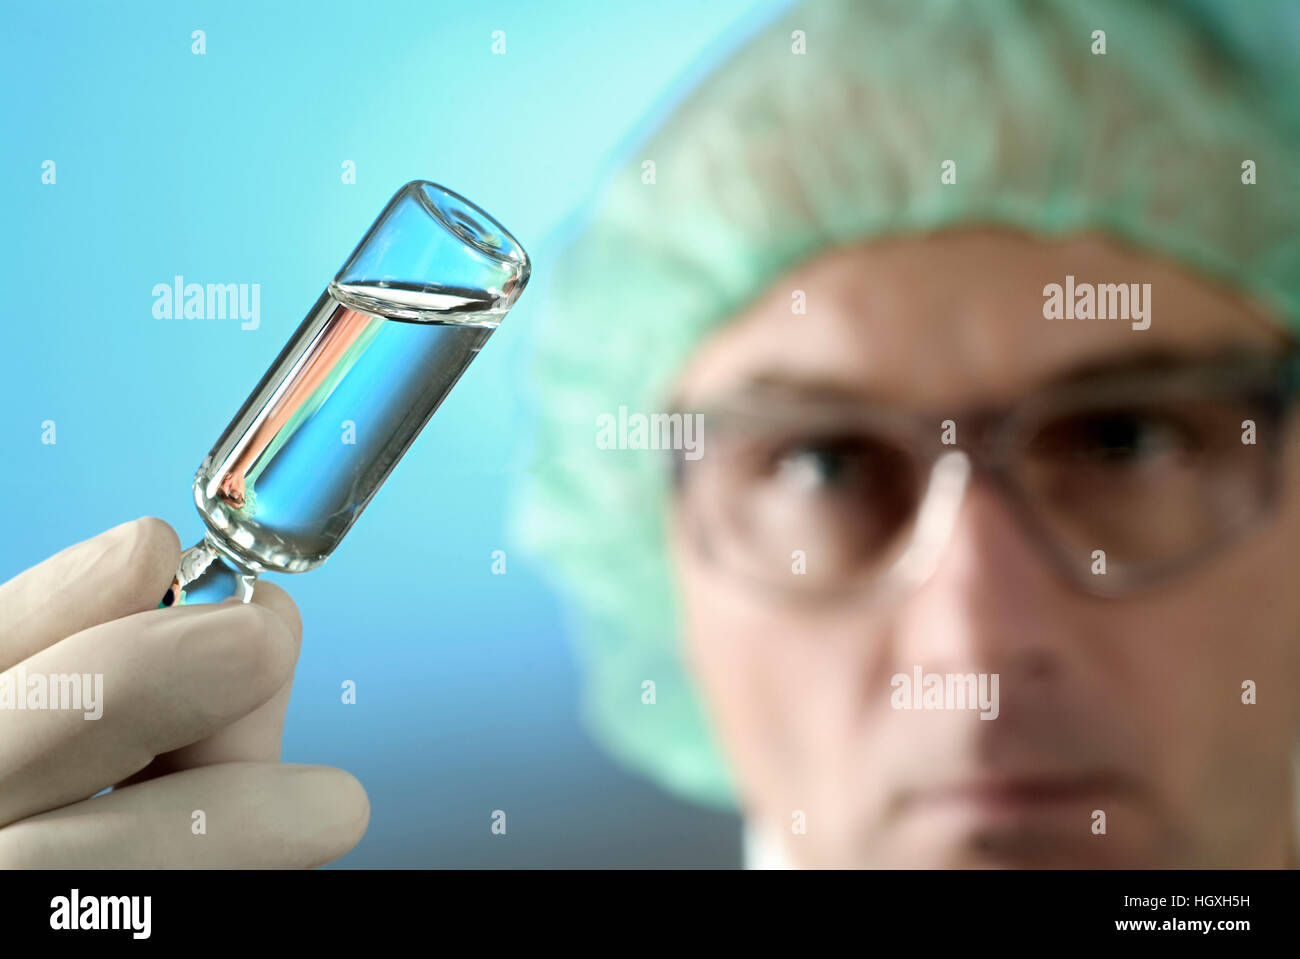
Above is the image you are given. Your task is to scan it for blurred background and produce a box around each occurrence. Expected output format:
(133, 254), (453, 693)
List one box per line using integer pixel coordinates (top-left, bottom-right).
(0, 0), (794, 867)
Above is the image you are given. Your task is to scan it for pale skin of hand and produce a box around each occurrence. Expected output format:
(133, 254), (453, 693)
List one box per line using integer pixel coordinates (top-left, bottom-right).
(0, 517), (370, 867)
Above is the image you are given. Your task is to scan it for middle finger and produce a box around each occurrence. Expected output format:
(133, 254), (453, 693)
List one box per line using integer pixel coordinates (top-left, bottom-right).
(0, 600), (296, 827)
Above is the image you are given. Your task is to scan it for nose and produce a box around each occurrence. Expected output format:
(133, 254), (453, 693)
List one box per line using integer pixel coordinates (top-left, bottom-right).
(889, 473), (1074, 686)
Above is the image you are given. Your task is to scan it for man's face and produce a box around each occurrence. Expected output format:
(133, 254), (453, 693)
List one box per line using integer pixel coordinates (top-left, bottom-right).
(667, 228), (1300, 867)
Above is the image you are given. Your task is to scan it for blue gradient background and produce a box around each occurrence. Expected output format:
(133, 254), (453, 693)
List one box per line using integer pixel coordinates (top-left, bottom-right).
(0, 0), (794, 867)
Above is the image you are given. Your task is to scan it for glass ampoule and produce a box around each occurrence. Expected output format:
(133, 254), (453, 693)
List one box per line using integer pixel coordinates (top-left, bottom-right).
(163, 181), (530, 606)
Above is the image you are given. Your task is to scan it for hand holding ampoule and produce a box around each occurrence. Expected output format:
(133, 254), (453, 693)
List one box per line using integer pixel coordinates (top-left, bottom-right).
(0, 518), (368, 867)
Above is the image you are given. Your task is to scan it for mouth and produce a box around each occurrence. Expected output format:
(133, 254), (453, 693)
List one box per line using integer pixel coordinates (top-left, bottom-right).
(900, 774), (1128, 823)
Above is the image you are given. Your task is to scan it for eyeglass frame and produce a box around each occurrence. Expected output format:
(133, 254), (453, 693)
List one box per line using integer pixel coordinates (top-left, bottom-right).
(665, 345), (1300, 603)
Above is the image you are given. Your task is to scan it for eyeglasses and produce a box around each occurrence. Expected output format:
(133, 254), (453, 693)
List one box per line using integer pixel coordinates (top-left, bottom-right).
(669, 348), (1300, 603)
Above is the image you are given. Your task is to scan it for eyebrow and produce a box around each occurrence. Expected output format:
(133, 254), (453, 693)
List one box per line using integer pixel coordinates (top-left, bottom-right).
(727, 372), (890, 406)
(685, 346), (1294, 412)
(1049, 348), (1244, 384)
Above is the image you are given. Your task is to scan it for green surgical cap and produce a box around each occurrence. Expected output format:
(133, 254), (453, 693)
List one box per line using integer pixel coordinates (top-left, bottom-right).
(515, 0), (1300, 811)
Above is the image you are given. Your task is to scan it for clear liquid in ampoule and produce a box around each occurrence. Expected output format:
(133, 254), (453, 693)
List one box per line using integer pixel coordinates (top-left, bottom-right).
(190, 279), (500, 579)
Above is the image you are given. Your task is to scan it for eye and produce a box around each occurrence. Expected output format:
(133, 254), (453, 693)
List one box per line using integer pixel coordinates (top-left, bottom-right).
(763, 433), (918, 509)
(772, 437), (871, 489)
(1030, 409), (1196, 465)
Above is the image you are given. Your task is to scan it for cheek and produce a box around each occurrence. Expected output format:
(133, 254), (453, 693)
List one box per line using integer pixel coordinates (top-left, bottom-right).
(671, 532), (894, 812)
(1118, 478), (1300, 813)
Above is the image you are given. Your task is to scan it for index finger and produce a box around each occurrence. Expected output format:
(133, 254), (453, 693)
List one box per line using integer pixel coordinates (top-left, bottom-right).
(0, 517), (181, 673)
